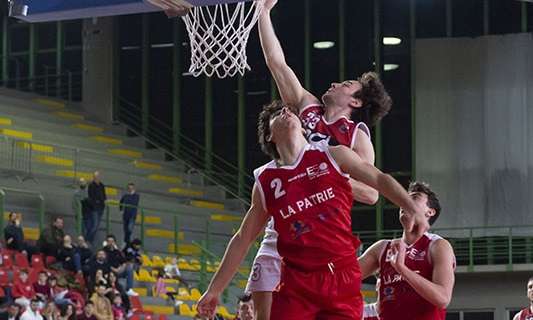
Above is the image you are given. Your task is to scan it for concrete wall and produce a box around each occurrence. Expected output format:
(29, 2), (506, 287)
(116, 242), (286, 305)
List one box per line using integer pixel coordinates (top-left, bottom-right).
(449, 271), (533, 320)
(82, 17), (115, 124)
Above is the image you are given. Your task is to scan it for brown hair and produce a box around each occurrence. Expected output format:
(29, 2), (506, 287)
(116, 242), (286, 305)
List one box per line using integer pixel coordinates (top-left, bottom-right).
(352, 72), (392, 127)
(408, 181), (441, 226)
(257, 100), (285, 160)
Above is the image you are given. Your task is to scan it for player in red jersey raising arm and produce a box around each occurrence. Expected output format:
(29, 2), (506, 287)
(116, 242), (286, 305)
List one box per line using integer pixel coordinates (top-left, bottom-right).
(358, 182), (456, 320)
(197, 103), (427, 320)
(514, 277), (533, 320)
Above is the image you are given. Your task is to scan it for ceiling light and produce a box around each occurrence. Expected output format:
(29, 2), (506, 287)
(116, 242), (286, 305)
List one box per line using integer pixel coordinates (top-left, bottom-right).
(383, 37), (402, 45)
(384, 64), (399, 71)
(313, 41), (335, 49)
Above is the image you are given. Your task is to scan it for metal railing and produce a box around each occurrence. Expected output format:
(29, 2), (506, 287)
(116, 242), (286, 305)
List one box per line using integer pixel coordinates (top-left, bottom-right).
(0, 71), (83, 102)
(0, 187), (45, 231)
(117, 98), (254, 201)
(358, 225), (533, 272)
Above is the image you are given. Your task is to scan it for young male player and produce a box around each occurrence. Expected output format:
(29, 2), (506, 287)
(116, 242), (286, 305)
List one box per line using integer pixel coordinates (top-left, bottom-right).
(358, 182), (456, 320)
(513, 277), (533, 320)
(197, 104), (428, 319)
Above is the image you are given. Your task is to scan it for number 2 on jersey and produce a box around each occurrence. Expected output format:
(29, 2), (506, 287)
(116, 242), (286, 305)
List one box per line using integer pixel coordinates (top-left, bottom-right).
(271, 178), (286, 199)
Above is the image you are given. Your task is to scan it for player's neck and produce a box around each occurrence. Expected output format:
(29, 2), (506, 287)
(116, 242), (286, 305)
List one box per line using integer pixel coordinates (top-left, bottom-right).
(402, 230), (425, 246)
(276, 135), (308, 166)
(323, 104), (351, 123)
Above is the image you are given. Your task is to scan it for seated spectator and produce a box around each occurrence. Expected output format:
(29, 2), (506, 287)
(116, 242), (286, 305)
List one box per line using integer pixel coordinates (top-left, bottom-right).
(77, 303), (96, 320)
(85, 251), (109, 281)
(38, 217), (65, 258)
(13, 269), (36, 308)
(123, 239), (142, 271)
(164, 257), (190, 288)
(153, 270), (183, 307)
(20, 299), (43, 320)
(33, 271), (51, 301)
(4, 213), (36, 260)
(76, 237), (92, 266)
(111, 295), (125, 320)
(90, 283), (112, 320)
(87, 270), (107, 297)
(0, 303), (21, 320)
(58, 304), (75, 320)
(103, 235), (136, 296)
(41, 301), (59, 320)
(57, 235), (82, 274)
(105, 273), (129, 313)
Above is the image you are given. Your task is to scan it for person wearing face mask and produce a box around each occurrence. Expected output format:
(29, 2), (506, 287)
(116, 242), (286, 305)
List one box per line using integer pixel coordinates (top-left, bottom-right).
(119, 183), (140, 245)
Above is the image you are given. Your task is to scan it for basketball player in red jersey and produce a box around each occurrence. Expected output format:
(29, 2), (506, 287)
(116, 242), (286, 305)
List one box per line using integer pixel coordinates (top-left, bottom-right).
(197, 104), (427, 319)
(358, 182), (456, 320)
(513, 277), (533, 320)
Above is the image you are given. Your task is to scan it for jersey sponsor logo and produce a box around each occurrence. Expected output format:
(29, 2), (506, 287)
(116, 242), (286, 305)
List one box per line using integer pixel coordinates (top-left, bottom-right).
(250, 262), (262, 282)
(407, 247), (427, 261)
(382, 286), (395, 302)
(278, 187), (336, 219)
(290, 220), (312, 239)
(306, 131), (332, 145)
(306, 162), (330, 180)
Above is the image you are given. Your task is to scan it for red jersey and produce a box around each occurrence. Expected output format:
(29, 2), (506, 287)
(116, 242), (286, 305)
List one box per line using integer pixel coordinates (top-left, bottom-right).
(378, 233), (451, 320)
(254, 142), (360, 269)
(300, 104), (370, 149)
(518, 307), (533, 320)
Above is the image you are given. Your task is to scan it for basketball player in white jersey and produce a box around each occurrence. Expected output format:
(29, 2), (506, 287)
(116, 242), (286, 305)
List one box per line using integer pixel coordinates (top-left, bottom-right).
(514, 277), (533, 320)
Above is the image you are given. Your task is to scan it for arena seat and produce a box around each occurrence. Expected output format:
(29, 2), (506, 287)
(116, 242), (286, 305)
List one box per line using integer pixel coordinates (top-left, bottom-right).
(14, 252), (30, 269)
(178, 304), (197, 317)
(31, 254), (45, 271)
(0, 269), (10, 286)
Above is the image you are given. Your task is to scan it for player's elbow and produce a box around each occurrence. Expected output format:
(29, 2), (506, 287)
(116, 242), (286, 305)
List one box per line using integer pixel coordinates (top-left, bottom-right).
(434, 293), (452, 309)
(360, 189), (379, 205)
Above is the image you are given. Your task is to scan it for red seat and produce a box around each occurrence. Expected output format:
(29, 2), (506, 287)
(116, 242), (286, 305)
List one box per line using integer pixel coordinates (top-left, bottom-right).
(15, 252), (30, 269)
(144, 315), (153, 320)
(45, 256), (56, 266)
(1, 253), (13, 268)
(158, 315), (167, 320)
(31, 254), (45, 271)
(0, 269), (9, 286)
(129, 315), (140, 320)
(129, 296), (153, 315)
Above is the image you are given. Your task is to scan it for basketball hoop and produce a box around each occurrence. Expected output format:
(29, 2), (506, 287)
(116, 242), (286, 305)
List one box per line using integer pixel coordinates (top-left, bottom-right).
(180, 0), (263, 78)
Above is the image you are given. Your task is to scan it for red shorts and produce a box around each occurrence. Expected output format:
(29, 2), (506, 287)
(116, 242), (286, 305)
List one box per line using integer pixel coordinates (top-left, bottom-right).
(270, 257), (363, 320)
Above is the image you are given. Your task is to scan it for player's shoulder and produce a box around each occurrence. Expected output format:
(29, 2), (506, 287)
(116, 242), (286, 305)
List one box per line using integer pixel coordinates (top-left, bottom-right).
(253, 160), (278, 179)
(299, 103), (324, 116)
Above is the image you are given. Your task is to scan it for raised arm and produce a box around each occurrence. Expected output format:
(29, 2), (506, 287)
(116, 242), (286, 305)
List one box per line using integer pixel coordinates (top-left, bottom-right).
(358, 239), (387, 280)
(259, 0), (319, 110)
(350, 131), (379, 205)
(197, 184), (271, 318)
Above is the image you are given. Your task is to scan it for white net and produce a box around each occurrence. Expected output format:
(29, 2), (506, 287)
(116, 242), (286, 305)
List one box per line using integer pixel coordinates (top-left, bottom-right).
(181, 0), (263, 78)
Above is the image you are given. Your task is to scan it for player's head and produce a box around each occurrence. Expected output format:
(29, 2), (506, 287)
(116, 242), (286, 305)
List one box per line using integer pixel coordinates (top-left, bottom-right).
(399, 181), (441, 227)
(527, 276), (533, 303)
(322, 72), (392, 127)
(258, 100), (302, 160)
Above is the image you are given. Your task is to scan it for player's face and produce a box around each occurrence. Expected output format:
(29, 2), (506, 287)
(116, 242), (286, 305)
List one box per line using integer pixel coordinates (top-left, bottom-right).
(528, 280), (533, 301)
(399, 192), (430, 228)
(322, 80), (362, 109)
(269, 107), (302, 143)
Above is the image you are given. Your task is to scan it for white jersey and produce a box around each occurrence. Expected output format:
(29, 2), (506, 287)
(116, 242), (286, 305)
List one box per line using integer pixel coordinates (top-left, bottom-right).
(256, 218), (280, 258)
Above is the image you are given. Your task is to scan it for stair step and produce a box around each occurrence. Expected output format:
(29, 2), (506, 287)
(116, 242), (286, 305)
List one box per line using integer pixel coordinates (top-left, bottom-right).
(134, 160), (162, 170)
(142, 305), (175, 315)
(15, 141), (54, 153)
(32, 98), (65, 109)
(0, 128), (33, 140)
(210, 214), (241, 222)
(0, 117), (12, 126)
(145, 229), (184, 240)
(136, 216), (162, 225)
(91, 135), (123, 145)
(190, 200), (224, 210)
(72, 123), (104, 133)
(148, 174), (182, 184)
(108, 148), (143, 159)
(168, 188), (203, 197)
(35, 155), (73, 167)
(55, 170), (93, 180)
(54, 111), (84, 121)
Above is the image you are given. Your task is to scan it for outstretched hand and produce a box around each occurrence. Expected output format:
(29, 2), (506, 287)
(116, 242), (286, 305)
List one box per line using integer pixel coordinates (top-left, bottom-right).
(197, 290), (220, 319)
(389, 239), (407, 274)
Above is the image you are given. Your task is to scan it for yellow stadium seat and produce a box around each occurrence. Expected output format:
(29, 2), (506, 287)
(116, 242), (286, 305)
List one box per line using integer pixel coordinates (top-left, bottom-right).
(132, 288), (148, 296)
(135, 269), (155, 282)
(23, 228), (40, 241)
(142, 305), (175, 315)
(136, 216), (162, 225)
(35, 155), (73, 167)
(179, 304), (197, 317)
(0, 117), (12, 126)
(152, 256), (165, 268)
(217, 306), (234, 319)
(72, 123), (103, 132)
(190, 200), (224, 210)
(167, 243), (201, 256)
(168, 188), (204, 197)
(189, 259), (201, 272)
(0, 128), (32, 140)
(15, 141), (54, 153)
(148, 174), (183, 184)
(177, 287), (191, 300)
(178, 258), (194, 271)
(210, 214), (241, 222)
(189, 288), (202, 301)
(108, 148), (143, 158)
(133, 160), (161, 170)
(54, 111), (84, 121)
(237, 280), (247, 289)
(141, 255), (152, 267)
(92, 135), (122, 145)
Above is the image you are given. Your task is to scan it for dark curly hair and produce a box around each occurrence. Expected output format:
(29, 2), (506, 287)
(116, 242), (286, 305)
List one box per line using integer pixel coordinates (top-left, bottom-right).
(408, 181), (441, 226)
(351, 72), (392, 127)
(257, 100), (285, 160)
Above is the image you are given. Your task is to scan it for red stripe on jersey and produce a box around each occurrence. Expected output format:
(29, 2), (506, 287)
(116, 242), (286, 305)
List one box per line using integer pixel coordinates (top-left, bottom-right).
(254, 142), (360, 270)
(378, 233), (447, 320)
(519, 307), (533, 320)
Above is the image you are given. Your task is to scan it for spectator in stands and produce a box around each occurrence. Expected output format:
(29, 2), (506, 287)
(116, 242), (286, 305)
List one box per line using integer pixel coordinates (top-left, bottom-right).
(0, 303), (21, 320)
(41, 301), (59, 320)
(87, 172), (107, 244)
(105, 272), (128, 312)
(90, 283), (112, 320)
(164, 257), (190, 288)
(102, 235), (136, 296)
(76, 236), (92, 266)
(58, 304), (76, 320)
(111, 295), (125, 320)
(73, 179), (90, 240)
(119, 183), (140, 245)
(57, 235), (82, 274)
(87, 270), (107, 297)
(123, 238), (142, 272)
(13, 269), (36, 308)
(77, 302), (95, 320)
(234, 294), (254, 320)
(85, 251), (110, 281)
(19, 299), (43, 320)
(4, 212), (36, 259)
(38, 217), (65, 258)
(33, 271), (51, 301)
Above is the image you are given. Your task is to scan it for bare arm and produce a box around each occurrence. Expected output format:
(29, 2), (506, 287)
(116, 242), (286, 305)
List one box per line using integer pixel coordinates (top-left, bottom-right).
(350, 131), (379, 205)
(358, 240), (387, 280)
(258, 1), (319, 110)
(514, 312), (522, 320)
(330, 145), (419, 215)
(391, 239), (455, 308)
(198, 185), (270, 317)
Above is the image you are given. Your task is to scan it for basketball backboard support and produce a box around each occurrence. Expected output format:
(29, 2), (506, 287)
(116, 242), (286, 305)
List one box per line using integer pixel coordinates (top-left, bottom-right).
(8, 0), (249, 23)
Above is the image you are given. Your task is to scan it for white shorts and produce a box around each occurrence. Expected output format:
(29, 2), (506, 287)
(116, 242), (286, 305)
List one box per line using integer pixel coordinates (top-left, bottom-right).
(245, 254), (281, 293)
